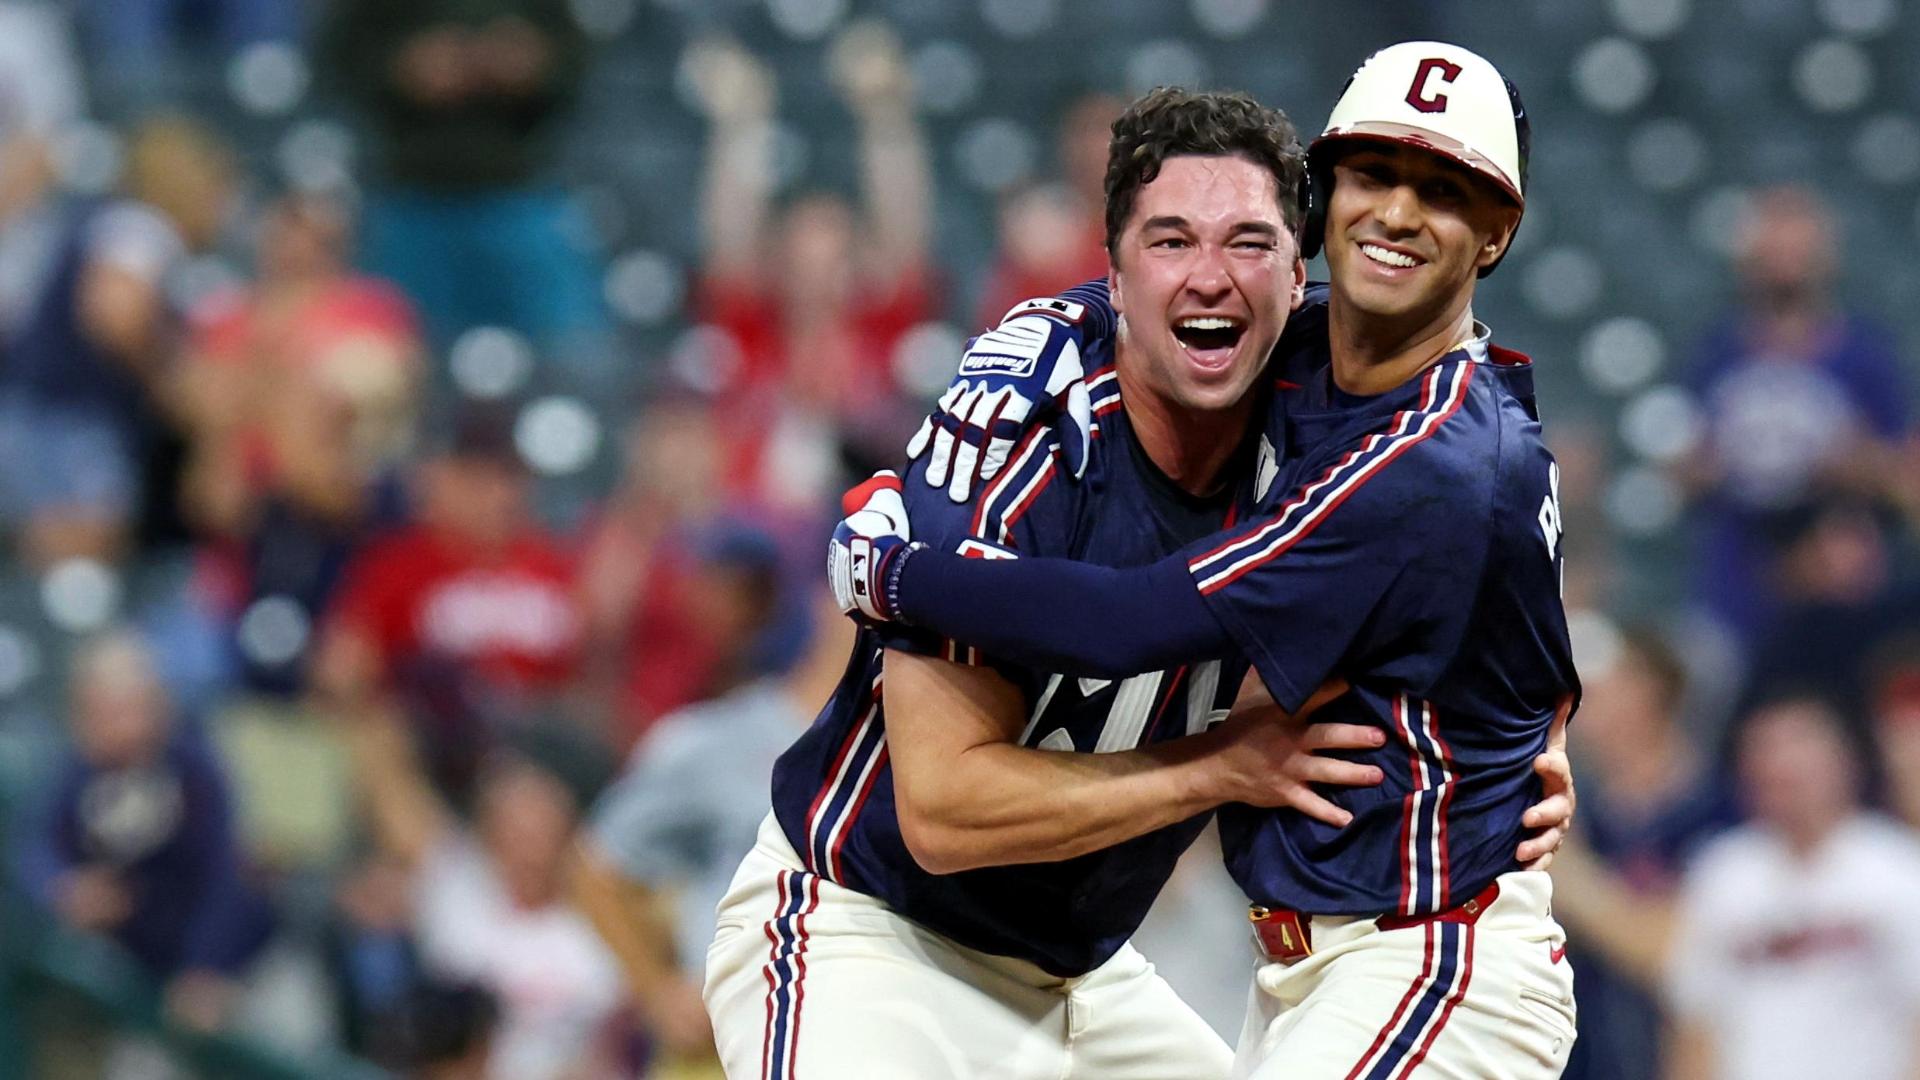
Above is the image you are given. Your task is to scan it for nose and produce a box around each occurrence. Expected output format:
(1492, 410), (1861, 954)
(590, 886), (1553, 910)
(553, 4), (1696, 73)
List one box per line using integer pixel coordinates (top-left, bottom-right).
(1185, 242), (1232, 301)
(1376, 183), (1422, 235)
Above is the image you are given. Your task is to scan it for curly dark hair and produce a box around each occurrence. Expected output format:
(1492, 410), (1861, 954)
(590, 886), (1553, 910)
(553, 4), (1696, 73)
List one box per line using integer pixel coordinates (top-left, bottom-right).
(1104, 87), (1306, 258)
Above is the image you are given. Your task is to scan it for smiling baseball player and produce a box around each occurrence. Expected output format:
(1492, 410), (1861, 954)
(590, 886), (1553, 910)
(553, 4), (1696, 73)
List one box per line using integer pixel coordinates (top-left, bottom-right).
(834, 42), (1581, 1078)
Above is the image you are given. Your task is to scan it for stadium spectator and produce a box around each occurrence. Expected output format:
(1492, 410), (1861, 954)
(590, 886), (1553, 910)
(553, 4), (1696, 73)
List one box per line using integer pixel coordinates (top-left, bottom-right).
(973, 92), (1120, 326)
(177, 191), (423, 691)
(1679, 186), (1914, 650)
(0, 115), (236, 569)
(0, 1), (84, 191)
(570, 530), (848, 1071)
(573, 391), (727, 748)
(318, 0), (602, 354)
(12, 631), (273, 1030)
(75, 0), (300, 105)
(311, 409), (585, 805)
(369, 981), (500, 1080)
(1739, 496), (1918, 723)
(1550, 623), (1738, 1080)
(1665, 693), (1920, 1080)
(1869, 635), (1920, 829)
(688, 23), (934, 513)
(341, 708), (624, 1080)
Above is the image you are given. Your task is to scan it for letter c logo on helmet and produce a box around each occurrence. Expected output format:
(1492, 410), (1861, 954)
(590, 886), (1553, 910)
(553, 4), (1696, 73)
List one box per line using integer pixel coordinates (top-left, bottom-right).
(1301, 41), (1530, 277)
(1405, 58), (1464, 113)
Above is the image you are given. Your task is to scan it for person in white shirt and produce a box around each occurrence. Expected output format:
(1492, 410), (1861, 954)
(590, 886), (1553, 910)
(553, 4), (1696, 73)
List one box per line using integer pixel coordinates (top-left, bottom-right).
(344, 711), (625, 1080)
(1667, 692), (1920, 1080)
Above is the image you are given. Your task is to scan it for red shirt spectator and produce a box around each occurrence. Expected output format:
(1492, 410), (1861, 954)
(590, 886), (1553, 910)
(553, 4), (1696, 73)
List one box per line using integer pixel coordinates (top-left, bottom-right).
(329, 523), (582, 692)
(974, 183), (1108, 331)
(313, 413), (584, 799)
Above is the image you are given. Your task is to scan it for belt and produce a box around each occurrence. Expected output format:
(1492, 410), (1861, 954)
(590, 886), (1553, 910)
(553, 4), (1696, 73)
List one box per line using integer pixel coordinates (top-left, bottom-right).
(1248, 880), (1502, 964)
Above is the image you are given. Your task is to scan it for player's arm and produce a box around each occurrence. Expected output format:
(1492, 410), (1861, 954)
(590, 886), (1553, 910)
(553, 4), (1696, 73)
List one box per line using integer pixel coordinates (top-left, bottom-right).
(834, 460), (1580, 860)
(840, 428), (1478, 708)
(886, 651), (1379, 874)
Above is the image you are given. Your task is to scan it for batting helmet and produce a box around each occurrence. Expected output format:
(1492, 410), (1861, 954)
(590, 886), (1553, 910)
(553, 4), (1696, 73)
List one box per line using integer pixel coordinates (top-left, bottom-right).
(1300, 41), (1530, 276)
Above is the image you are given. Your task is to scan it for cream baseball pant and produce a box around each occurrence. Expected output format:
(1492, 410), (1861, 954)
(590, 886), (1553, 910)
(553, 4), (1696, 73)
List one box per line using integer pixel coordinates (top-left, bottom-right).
(1231, 871), (1577, 1080)
(704, 814), (1234, 1080)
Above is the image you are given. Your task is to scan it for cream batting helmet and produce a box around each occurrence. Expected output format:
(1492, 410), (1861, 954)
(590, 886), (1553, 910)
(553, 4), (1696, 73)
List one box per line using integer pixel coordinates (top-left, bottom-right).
(1301, 41), (1530, 275)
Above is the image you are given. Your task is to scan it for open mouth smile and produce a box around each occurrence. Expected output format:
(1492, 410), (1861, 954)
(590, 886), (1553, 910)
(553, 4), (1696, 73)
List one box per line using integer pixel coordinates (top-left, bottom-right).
(1171, 315), (1247, 368)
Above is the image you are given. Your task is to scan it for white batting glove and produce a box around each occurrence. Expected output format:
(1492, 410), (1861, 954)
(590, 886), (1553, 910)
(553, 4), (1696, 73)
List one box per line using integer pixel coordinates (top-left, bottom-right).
(828, 471), (921, 624)
(906, 308), (1096, 504)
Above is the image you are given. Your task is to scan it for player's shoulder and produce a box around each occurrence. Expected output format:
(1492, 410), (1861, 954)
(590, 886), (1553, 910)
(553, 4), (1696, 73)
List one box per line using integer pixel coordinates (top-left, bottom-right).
(1363, 358), (1502, 492)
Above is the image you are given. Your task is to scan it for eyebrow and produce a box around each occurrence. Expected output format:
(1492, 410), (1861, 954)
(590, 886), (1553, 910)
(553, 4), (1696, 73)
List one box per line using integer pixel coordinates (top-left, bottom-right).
(1141, 216), (1280, 236)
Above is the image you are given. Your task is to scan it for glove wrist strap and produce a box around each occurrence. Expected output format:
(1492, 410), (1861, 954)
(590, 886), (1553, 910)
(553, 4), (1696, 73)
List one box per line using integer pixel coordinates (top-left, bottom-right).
(881, 541), (924, 624)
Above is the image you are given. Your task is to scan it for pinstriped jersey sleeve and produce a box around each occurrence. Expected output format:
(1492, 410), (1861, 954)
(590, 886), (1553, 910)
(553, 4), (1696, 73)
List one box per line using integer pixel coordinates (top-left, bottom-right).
(1183, 362), (1492, 712)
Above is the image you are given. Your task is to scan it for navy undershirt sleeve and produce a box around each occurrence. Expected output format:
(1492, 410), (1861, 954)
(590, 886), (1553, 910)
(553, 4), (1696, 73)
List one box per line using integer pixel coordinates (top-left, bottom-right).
(894, 548), (1235, 678)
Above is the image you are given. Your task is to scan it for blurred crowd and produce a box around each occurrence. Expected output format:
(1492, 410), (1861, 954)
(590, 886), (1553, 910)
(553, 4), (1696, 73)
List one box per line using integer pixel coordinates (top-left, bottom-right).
(0, 2), (1916, 1080)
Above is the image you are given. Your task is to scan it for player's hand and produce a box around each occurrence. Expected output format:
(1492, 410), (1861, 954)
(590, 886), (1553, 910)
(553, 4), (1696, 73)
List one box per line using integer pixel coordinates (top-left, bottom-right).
(1517, 695), (1577, 870)
(907, 304), (1096, 503)
(1212, 675), (1385, 827)
(828, 471), (920, 623)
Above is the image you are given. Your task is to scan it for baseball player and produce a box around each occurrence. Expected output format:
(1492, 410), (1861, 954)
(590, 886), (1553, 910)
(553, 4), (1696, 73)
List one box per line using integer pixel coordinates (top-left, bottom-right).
(835, 42), (1579, 1078)
(711, 87), (1574, 1079)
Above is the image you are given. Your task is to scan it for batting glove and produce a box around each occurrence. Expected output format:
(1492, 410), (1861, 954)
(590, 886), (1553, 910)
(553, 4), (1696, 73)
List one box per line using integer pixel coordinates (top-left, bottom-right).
(906, 303), (1096, 504)
(828, 471), (922, 624)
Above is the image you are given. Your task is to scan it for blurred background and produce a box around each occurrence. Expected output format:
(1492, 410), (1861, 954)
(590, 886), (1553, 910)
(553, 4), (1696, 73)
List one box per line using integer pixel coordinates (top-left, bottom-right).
(0, 0), (1915, 1077)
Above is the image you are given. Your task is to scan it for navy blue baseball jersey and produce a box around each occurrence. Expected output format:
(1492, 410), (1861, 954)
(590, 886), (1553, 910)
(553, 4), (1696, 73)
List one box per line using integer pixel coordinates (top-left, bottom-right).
(887, 288), (1578, 919)
(770, 289), (1263, 977)
(1196, 299), (1579, 916)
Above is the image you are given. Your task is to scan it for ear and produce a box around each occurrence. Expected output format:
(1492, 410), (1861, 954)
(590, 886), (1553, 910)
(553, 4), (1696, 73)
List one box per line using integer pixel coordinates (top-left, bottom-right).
(1288, 253), (1307, 311)
(1107, 265), (1125, 316)
(1476, 208), (1522, 271)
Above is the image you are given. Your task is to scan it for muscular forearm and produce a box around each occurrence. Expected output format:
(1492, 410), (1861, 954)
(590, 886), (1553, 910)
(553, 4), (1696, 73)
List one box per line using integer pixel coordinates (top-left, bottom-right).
(886, 651), (1238, 874)
(894, 549), (1231, 678)
(901, 728), (1237, 873)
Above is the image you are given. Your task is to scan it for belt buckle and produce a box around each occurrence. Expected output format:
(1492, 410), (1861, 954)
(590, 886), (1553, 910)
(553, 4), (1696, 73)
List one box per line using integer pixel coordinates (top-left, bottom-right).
(1249, 905), (1313, 963)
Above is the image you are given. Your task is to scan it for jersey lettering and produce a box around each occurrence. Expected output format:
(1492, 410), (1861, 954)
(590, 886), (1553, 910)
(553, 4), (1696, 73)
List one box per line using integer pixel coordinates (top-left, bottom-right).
(1022, 667), (1219, 752)
(1537, 460), (1563, 564)
(1406, 58), (1463, 113)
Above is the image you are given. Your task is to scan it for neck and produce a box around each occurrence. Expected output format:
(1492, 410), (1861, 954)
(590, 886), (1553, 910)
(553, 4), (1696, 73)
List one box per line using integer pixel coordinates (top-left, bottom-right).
(1328, 290), (1477, 396)
(1113, 342), (1254, 497)
(1777, 809), (1846, 860)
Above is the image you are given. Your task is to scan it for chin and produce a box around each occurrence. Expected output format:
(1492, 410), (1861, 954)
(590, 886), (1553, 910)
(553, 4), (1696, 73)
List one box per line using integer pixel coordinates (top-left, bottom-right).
(1171, 376), (1257, 414)
(1336, 277), (1424, 320)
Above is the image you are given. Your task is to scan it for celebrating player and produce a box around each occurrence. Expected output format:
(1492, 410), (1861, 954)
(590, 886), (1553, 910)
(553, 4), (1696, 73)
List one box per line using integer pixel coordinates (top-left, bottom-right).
(711, 85), (1571, 1079)
(835, 42), (1579, 1078)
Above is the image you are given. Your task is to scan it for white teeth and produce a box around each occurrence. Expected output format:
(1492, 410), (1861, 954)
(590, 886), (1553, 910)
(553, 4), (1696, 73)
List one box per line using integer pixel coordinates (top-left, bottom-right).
(1176, 316), (1240, 330)
(1361, 243), (1420, 268)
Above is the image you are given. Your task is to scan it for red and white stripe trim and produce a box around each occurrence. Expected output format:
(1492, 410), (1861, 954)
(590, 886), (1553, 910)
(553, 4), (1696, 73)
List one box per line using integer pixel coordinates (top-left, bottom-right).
(1189, 361), (1474, 595)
